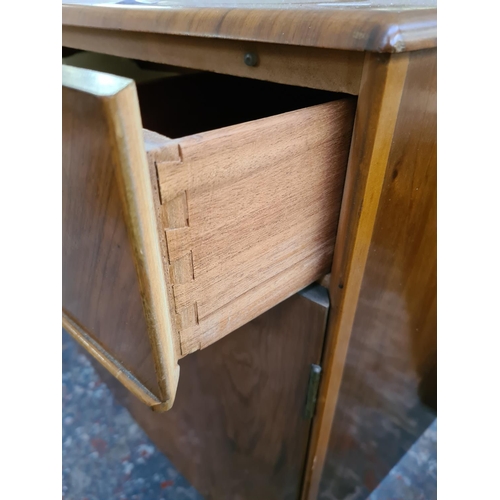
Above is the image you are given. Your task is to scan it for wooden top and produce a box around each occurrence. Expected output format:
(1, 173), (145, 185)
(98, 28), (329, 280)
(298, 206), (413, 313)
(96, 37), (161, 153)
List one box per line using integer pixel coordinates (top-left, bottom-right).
(62, 1), (437, 53)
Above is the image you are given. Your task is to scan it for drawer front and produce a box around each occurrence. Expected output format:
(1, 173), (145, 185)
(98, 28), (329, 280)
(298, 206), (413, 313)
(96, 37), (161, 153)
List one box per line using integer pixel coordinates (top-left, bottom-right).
(62, 65), (355, 410)
(62, 65), (179, 411)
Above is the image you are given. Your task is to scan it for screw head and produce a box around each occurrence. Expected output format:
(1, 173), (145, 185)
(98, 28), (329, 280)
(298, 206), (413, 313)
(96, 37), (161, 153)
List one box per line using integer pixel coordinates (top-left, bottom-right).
(244, 52), (258, 67)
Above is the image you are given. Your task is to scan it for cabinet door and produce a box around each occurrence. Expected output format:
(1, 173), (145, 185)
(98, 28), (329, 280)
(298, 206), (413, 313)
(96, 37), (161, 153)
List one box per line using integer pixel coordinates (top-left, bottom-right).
(92, 286), (330, 500)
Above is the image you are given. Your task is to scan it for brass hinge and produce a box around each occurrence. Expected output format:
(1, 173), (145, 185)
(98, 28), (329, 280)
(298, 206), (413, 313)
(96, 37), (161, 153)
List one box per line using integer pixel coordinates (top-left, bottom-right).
(304, 364), (322, 419)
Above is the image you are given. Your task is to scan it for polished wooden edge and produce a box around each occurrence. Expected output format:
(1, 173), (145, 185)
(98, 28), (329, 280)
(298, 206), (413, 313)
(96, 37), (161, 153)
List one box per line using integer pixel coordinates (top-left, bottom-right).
(62, 63), (131, 96)
(62, 5), (437, 53)
(300, 51), (411, 500)
(62, 65), (180, 408)
(102, 80), (180, 406)
(62, 310), (170, 411)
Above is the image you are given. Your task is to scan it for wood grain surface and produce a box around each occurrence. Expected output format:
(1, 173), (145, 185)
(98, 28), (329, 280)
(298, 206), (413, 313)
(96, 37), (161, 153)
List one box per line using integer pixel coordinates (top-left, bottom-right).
(61, 4), (438, 495)
(90, 286), (330, 500)
(62, 2), (437, 53)
(141, 82), (355, 356)
(302, 48), (437, 499)
(301, 51), (412, 499)
(318, 48), (437, 498)
(62, 26), (364, 94)
(62, 65), (179, 409)
(62, 312), (161, 407)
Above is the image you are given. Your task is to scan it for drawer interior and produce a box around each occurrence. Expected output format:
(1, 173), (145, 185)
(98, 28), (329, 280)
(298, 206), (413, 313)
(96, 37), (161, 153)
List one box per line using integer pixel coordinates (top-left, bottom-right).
(62, 51), (351, 138)
(135, 72), (345, 139)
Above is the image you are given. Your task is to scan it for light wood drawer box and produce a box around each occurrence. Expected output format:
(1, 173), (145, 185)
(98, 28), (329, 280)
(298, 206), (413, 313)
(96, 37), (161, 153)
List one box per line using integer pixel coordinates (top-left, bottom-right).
(62, 65), (355, 410)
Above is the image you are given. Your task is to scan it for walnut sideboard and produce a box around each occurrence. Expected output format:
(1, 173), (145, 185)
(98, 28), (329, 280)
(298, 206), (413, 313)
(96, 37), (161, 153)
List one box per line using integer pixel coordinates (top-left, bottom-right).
(62, 2), (437, 498)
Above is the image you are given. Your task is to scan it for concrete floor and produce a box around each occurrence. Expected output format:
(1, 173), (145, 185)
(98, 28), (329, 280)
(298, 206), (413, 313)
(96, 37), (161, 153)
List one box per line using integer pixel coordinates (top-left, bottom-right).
(62, 331), (203, 500)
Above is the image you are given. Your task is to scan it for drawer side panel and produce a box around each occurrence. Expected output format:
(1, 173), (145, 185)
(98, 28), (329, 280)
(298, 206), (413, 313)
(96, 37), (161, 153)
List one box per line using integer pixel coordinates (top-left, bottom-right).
(150, 99), (356, 356)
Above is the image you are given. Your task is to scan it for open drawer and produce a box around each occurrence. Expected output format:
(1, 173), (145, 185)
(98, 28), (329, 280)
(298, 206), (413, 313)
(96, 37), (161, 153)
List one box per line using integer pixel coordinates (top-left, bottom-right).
(62, 65), (355, 411)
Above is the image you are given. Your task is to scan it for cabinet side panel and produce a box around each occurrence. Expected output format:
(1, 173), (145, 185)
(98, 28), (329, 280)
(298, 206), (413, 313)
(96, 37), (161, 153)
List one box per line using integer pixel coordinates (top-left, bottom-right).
(319, 49), (437, 499)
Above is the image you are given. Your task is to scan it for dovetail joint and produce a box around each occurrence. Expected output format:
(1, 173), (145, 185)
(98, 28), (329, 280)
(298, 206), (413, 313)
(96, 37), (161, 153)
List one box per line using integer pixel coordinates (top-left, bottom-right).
(155, 148), (198, 340)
